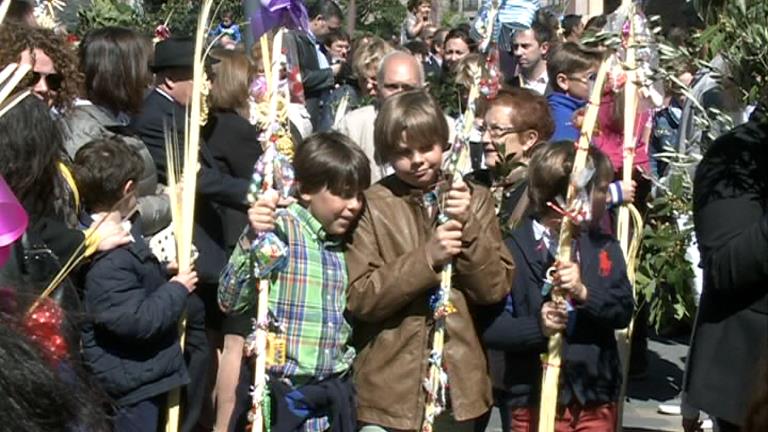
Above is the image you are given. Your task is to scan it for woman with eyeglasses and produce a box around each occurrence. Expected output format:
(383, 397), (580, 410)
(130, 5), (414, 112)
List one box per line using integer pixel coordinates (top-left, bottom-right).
(60, 27), (171, 237)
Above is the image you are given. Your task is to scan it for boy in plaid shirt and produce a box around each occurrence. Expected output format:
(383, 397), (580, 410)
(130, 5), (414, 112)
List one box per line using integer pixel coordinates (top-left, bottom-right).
(220, 132), (370, 432)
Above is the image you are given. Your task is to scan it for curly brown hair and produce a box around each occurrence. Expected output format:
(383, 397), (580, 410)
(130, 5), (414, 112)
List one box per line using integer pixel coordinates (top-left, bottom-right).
(0, 22), (83, 110)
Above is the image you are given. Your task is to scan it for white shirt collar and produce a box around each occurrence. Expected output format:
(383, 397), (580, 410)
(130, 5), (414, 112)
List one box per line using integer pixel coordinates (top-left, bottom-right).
(532, 219), (558, 257)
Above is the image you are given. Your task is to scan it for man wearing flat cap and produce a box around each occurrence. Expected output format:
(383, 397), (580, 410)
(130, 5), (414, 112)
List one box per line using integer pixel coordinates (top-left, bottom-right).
(131, 37), (249, 432)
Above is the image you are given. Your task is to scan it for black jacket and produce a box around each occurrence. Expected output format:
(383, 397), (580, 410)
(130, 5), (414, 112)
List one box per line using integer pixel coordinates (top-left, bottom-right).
(81, 220), (189, 406)
(202, 110), (264, 250)
(685, 108), (768, 425)
(283, 30), (334, 130)
(478, 216), (633, 407)
(130, 89), (249, 282)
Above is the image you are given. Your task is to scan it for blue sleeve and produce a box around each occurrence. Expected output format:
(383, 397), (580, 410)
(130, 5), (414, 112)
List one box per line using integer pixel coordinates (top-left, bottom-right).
(480, 298), (549, 353)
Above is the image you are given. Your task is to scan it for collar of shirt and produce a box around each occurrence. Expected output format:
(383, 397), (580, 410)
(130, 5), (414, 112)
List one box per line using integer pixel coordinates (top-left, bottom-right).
(154, 87), (175, 103)
(532, 218), (558, 258)
(521, 71), (549, 95)
(288, 203), (342, 248)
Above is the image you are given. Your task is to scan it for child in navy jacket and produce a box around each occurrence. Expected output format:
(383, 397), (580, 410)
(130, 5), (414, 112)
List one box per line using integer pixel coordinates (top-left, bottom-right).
(478, 140), (634, 431)
(73, 138), (198, 432)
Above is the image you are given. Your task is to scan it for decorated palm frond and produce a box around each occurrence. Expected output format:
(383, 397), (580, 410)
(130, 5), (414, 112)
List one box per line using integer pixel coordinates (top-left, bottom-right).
(537, 56), (612, 432)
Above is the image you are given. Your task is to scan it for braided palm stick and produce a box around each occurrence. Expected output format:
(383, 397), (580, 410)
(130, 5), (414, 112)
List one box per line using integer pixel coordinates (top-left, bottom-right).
(615, 5), (645, 429)
(537, 56), (612, 432)
(250, 28), (287, 432)
(421, 51), (484, 432)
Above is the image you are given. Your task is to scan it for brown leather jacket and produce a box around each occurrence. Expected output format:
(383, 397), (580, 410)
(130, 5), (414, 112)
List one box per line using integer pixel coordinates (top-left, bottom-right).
(346, 176), (516, 430)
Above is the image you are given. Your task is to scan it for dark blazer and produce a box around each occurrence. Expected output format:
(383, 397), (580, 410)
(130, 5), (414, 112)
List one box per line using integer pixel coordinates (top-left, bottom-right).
(283, 29), (334, 130)
(81, 220), (189, 406)
(478, 216), (633, 407)
(685, 108), (768, 426)
(130, 89), (249, 283)
(201, 110), (264, 250)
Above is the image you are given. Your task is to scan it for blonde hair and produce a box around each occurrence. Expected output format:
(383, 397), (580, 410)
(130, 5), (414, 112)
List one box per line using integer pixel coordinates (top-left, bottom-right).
(209, 49), (253, 118)
(373, 89), (449, 164)
(351, 36), (393, 82)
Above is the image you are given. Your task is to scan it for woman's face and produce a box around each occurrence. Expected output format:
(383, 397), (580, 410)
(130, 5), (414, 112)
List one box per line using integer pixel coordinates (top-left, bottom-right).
(443, 38), (470, 71)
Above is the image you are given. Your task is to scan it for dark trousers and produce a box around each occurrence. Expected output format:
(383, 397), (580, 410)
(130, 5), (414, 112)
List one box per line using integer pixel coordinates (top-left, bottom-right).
(115, 395), (164, 432)
(181, 290), (211, 432)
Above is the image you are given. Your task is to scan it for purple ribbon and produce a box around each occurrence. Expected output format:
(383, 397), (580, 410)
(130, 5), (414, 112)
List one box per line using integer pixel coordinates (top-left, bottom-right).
(249, 0), (309, 40)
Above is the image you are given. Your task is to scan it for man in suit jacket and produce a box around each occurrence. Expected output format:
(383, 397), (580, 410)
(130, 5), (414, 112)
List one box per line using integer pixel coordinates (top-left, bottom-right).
(283, 0), (344, 132)
(130, 37), (249, 432)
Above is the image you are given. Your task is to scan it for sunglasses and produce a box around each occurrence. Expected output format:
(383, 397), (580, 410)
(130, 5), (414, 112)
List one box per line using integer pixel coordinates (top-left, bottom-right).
(22, 71), (64, 91)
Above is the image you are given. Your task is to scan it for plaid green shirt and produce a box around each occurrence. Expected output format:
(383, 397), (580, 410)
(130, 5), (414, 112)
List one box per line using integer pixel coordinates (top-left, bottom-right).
(268, 203), (355, 380)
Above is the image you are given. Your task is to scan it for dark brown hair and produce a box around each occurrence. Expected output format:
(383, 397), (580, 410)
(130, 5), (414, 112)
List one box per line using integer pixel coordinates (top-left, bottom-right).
(73, 137), (144, 212)
(79, 27), (151, 115)
(527, 140), (614, 216)
(443, 27), (477, 53)
(547, 42), (603, 93)
(373, 89), (449, 164)
(489, 87), (555, 142)
(294, 131), (371, 197)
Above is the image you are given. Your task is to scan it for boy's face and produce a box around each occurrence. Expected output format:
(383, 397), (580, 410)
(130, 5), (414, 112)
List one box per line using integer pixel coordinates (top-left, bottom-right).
(557, 65), (597, 100)
(301, 188), (364, 236)
(328, 39), (350, 60)
(391, 137), (443, 189)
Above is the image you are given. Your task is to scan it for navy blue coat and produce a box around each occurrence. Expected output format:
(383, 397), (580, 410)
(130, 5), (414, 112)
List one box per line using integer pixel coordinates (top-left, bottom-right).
(478, 216), (634, 407)
(81, 221), (189, 406)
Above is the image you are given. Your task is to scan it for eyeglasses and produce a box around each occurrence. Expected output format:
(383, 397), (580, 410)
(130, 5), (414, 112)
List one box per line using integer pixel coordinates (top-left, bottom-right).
(479, 124), (524, 139)
(380, 82), (421, 92)
(22, 71), (63, 91)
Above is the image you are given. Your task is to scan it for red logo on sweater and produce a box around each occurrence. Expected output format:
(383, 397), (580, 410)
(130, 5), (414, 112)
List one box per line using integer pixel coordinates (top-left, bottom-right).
(599, 250), (612, 277)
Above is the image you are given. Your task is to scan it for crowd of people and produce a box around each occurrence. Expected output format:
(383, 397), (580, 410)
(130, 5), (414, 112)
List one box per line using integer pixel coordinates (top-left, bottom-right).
(0, 1), (766, 432)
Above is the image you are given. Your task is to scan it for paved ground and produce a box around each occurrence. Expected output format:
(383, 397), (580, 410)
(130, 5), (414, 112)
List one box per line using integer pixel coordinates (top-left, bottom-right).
(483, 334), (709, 431)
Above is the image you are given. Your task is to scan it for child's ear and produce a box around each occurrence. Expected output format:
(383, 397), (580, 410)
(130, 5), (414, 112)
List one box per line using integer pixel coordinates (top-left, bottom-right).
(555, 72), (570, 93)
(123, 180), (135, 197)
(296, 183), (312, 204)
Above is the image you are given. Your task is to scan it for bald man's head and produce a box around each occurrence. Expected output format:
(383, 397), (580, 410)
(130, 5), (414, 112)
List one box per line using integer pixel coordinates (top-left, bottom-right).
(376, 51), (425, 101)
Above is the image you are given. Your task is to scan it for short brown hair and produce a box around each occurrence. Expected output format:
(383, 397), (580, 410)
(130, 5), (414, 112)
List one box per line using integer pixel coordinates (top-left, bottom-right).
(73, 137), (144, 212)
(547, 42), (603, 93)
(488, 87), (555, 142)
(527, 140), (614, 216)
(294, 131), (371, 197)
(209, 50), (253, 117)
(373, 89), (449, 164)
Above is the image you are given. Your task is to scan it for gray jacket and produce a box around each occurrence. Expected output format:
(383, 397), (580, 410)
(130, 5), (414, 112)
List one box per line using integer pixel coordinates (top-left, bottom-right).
(61, 103), (170, 235)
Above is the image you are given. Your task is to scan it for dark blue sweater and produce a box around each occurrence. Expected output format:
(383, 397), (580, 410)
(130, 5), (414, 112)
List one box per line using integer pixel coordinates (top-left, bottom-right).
(548, 92), (587, 142)
(477, 216), (634, 407)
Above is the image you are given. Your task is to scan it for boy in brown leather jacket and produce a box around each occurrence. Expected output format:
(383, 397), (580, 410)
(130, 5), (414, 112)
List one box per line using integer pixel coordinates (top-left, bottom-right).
(345, 89), (516, 431)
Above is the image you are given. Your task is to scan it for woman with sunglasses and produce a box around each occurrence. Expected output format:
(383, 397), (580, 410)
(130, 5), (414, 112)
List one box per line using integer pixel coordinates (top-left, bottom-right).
(0, 22), (82, 112)
(61, 27), (171, 237)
